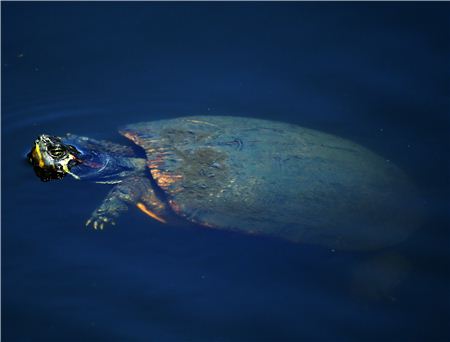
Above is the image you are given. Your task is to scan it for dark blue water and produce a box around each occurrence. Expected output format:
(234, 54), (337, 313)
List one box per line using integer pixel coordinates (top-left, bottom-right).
(2, 3), (449, 341)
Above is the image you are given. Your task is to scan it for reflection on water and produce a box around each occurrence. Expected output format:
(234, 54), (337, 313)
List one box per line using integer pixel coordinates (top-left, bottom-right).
(3, 2), (449, 341)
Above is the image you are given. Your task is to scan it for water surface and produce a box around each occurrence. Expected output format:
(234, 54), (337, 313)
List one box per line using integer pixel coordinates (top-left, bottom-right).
(2, 3), (449, 341)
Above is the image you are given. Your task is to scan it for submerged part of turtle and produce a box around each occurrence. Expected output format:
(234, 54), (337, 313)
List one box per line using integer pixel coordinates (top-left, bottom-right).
(27, 116), (421, 251)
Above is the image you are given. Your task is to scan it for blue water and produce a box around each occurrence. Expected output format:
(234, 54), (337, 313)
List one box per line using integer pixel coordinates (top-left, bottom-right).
(2, 3), (449, 341)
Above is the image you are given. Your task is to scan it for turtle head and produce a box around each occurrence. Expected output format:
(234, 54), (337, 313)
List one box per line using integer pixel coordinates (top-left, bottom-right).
(27, 134), (82, 182)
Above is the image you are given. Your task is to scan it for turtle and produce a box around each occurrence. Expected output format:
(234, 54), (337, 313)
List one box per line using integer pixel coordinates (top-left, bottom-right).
(27, 116), (420, 251)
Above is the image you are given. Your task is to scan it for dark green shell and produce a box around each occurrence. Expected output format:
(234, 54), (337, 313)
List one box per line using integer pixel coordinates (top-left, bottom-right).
(121, 116), (419, 251)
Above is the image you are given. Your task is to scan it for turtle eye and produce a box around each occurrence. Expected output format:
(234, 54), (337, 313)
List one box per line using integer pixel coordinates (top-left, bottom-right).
(48, 145), (67, 159)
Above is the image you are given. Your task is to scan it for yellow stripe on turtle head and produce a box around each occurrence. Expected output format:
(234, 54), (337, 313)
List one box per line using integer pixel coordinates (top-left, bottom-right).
(34, 143), (45, 168)
(62, 163), (71, 173)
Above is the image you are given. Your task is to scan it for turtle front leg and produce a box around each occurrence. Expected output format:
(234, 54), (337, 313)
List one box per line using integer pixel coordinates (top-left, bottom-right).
(85, 176), (167, 230)
(85, 181), (133, 230)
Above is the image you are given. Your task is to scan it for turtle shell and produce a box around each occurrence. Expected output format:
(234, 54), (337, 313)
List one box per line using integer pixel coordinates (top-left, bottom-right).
(120, 116), (419, 251)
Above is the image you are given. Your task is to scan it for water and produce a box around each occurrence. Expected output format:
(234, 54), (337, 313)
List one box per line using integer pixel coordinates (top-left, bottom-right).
(2, 3), (449, 341)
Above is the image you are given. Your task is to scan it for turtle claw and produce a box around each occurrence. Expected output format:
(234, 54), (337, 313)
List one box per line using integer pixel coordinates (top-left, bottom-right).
(85, 214), (116, 230)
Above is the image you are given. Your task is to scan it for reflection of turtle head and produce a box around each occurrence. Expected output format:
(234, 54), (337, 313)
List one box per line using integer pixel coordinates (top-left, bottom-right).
(27, 134), (81, 182)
